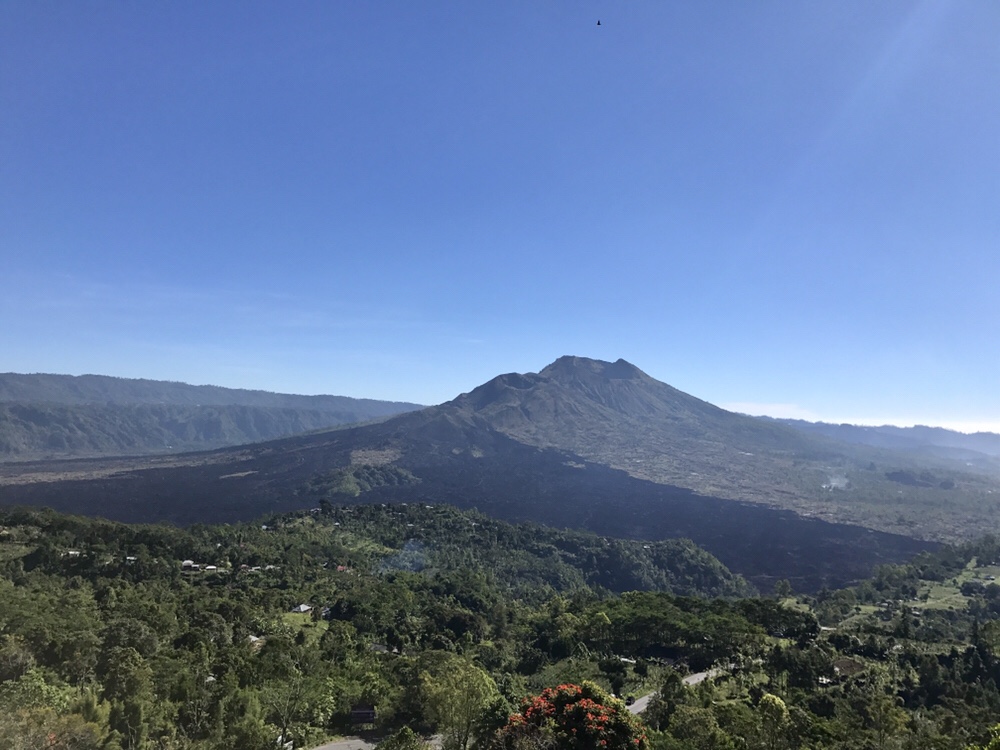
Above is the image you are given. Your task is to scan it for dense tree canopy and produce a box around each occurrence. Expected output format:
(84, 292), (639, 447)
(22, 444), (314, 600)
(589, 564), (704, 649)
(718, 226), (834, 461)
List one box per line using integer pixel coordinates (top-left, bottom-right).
(1, 505), (1000, 749)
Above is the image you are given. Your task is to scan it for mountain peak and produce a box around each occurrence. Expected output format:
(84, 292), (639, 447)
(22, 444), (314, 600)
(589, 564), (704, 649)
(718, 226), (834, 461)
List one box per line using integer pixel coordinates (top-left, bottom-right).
(539, 356), (649, 382)
(450, 356), (652, 416)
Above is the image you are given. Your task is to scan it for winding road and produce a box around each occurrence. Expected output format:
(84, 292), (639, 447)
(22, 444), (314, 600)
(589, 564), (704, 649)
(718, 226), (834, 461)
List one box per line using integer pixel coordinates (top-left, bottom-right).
(625, 667), (716, 716)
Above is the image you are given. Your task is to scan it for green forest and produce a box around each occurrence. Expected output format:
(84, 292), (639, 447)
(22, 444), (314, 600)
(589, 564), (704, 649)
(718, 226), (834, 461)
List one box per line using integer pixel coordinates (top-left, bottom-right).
(3, 503), (1000, 750)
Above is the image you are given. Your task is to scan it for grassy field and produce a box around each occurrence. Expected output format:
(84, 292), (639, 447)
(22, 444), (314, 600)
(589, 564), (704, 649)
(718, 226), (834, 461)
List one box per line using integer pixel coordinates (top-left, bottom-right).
(828, 557), (999, 634)
(282, 610), (329, 646)
(917, 558), (1000, 610)
(0, 541), (32, 561)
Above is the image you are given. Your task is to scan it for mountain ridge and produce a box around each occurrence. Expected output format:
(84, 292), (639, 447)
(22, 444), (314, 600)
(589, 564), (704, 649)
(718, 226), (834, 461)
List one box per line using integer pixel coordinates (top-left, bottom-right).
(0, 371), (421, 411)
(772, 417), (1000, 466)
(0, 372), (422, 461)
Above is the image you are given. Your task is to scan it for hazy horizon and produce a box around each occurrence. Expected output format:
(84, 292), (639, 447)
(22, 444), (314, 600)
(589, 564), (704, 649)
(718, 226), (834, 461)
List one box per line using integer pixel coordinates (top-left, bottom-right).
(3, 363), (998, 435)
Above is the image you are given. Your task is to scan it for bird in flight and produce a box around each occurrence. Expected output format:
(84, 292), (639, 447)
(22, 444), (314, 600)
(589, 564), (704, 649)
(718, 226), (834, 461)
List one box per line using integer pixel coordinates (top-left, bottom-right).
(597, 20), (601, 26)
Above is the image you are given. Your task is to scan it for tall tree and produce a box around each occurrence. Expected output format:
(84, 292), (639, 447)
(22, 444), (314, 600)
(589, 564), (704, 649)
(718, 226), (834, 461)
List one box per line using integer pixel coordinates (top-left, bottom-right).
(756, 694), (791, 750)
(421, 658), (499, 750)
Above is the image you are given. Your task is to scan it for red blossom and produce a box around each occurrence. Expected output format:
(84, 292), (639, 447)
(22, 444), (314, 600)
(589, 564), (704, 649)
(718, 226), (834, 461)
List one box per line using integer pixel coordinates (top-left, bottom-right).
(501, 682), (647, 750)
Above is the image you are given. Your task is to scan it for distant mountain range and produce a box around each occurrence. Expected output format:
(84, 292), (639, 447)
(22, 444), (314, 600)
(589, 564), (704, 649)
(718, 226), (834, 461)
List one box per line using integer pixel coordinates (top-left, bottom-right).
(8, 355), (984, 592)
(769, 418), (1000, 467)
(0, 373), (422, 460)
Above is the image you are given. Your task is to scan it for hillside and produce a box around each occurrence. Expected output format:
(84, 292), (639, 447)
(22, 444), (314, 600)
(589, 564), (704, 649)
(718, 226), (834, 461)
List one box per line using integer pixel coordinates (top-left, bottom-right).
(0, 502), (760, 746)
(3, 504), (1000, 750)
(446, 356), (833, 498)
(442, 358), (1000, 532)
(0, 373), (422, 460)
(0, 502), (754, 600)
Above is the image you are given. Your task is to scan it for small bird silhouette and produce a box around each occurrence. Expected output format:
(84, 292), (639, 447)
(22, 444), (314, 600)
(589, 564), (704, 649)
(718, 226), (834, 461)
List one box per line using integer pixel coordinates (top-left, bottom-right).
(597, 20), (601, 26)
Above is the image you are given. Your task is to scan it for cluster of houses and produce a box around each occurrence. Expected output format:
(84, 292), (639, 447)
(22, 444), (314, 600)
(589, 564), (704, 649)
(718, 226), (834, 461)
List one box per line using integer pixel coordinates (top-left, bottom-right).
(875, 600), (925, 619)
(62, 549), (139, 565)
(180, 559), (283, 574)
(181, 560), (224, 573)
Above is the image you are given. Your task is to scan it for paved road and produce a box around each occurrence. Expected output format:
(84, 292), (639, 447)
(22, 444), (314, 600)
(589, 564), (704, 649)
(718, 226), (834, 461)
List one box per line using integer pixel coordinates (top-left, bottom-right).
(627, 691), (655, 715)
(312, 734), (442, 750)
(627, 668), (717, 716)
(683, 668), (717, 686)
(311, 739), (378, 750)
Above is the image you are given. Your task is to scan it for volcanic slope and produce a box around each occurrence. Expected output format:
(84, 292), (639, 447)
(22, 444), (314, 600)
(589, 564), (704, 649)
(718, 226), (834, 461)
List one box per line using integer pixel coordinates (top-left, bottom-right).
(449, 356), (824, 493)
(0, 356), (955, 591)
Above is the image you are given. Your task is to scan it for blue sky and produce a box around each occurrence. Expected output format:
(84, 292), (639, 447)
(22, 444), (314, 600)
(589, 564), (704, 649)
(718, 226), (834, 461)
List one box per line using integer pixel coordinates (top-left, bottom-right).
(2, 2), (999, 431)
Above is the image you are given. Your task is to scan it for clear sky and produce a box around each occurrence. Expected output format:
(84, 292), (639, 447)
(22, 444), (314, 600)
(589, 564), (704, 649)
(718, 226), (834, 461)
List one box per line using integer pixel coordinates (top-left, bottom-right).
(2, 2), (998, 431)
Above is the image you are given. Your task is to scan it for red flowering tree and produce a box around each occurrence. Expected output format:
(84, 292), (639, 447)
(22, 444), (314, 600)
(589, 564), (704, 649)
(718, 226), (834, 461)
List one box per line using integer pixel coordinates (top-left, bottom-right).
(495, 682), (649, 750)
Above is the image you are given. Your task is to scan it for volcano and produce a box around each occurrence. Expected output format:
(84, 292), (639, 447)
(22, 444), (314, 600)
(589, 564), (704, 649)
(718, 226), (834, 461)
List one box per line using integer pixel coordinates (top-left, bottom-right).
(0, 356), (937, 590)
